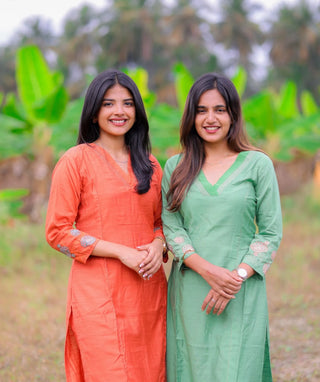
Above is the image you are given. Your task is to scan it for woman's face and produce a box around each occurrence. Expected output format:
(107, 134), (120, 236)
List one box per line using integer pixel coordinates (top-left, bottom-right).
(95, 84), (136, 140)
(195, 88), (232, 147)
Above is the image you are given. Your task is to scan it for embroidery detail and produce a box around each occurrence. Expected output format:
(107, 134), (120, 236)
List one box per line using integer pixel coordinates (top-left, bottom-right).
(182, 244), (195, 255)
(167, 244), (179, 261)
(271, 251), (277, 261)
(70, 229), (81, 236)
(80, 235), (96, 247)
(57, 244), (75, 259)
(250, 241), (270, 256)
(174, 236), (184, 244)
(154, 227), (161, 232)
(263, 263), (271, 274)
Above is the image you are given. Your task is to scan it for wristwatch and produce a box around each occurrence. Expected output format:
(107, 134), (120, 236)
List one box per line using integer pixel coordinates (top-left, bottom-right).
(236, 267), (248, 281)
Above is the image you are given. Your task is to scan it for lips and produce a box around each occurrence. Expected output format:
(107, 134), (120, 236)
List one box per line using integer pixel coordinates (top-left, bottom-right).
(110, 119), (127, 126)
(204, 126), (220, 132)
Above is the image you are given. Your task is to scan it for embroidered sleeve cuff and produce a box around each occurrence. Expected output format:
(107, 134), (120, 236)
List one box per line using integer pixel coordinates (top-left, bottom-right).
(56, 229), (98, 264)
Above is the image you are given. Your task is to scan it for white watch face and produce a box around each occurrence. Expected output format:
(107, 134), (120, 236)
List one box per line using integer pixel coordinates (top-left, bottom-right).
(238, 268), (248, 279)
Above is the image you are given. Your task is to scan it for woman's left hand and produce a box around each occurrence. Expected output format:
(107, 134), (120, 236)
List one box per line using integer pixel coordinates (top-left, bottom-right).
(137, 239), (164, 279)
(201, 289), (235, 316)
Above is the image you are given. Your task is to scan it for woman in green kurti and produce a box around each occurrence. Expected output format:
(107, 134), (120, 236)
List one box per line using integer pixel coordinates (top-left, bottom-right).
(162, 73), (282, 382)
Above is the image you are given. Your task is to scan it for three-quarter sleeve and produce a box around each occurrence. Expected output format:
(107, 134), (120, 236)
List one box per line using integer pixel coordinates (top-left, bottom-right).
(242, 154), (283, 278)
(161, 156), (196, 269)
(45, 149), (98, 264)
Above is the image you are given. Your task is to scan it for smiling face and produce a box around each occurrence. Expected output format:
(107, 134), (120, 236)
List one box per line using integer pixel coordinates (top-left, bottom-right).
(195, 88), (232, 147)
(95, 84), (136, 141)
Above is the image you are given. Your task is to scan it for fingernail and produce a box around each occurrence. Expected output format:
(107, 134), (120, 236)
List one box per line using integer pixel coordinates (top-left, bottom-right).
(148, 275), (152, 280)
(139, 263), (144, 267)
(139, 269), (144, 274)
(143, 273), (148, 278)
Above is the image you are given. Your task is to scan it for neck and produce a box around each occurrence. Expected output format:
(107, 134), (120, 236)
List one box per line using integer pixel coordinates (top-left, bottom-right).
(204, 142), (234, 162)
(95, 136), (128, 158)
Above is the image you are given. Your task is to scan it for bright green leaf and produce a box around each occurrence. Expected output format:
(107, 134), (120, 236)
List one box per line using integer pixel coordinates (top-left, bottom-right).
(0, 188), (29, 201)
(16, 45), (68, 123)
(173, 62), (194, 112)
(232, 66), (247, 98)
(243, 91), (277, 136)
(301, 91), (318, 116)
(32, 86), (69, 123)
(276, 81), (299, 119)
(2, 93), (27, 122)
(125, 67), (156, 111)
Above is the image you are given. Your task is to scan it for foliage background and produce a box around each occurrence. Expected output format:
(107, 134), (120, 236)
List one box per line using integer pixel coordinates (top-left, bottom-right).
(0, 0), (320, 380)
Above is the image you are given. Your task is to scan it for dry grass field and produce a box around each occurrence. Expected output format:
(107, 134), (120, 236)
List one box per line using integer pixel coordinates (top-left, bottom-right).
(0, 185), (319, 381)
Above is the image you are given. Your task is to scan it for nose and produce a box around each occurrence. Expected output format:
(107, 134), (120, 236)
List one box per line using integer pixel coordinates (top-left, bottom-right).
(114, 102), (124, 115)
(206, 109), (217, 123)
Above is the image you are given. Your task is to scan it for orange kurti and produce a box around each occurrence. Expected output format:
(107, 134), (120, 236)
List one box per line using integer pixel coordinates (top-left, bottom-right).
(46, 143), (167, 382)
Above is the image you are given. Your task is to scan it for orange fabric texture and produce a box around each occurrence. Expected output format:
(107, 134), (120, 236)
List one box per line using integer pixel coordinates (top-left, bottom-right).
(46, 143), (167, 382)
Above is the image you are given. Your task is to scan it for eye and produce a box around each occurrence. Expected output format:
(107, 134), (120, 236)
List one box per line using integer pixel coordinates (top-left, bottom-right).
(216, 107), (227, 114)
(102, 101), (113, 107)
(124, 101), (134, 107)
(196, 107), (206, 114)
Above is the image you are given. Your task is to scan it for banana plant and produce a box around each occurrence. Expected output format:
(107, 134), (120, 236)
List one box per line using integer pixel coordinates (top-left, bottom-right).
(0, 45), (69, 221)
(243, 81), (320, 161)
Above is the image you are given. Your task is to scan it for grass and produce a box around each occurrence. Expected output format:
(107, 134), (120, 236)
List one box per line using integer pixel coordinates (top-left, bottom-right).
(266, 186), (320, 382)
(0, 184), (319, 381)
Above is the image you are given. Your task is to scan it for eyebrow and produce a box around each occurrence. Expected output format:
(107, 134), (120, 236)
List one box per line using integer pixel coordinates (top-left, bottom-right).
(102, 97), (134, 101)
(197, 104), (226, 108)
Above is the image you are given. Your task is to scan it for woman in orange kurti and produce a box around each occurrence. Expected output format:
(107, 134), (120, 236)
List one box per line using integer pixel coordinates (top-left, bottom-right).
(45, 70), (167, 382)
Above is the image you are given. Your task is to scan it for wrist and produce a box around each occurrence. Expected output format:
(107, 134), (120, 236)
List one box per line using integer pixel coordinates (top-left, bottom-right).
(154, 236), (168, 263)
(234, 267), (248, 281)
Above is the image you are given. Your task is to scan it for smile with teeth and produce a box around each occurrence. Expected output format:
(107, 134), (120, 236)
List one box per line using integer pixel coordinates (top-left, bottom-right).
(110, 119), (127, 126)
(204, 126), (220, 132)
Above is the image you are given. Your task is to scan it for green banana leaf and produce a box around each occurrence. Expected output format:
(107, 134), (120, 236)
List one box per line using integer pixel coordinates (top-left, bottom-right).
(16, 45), (68, 124)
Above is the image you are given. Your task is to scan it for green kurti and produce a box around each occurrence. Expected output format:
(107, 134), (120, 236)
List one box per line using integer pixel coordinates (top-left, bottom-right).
(162, 151), (282, 382)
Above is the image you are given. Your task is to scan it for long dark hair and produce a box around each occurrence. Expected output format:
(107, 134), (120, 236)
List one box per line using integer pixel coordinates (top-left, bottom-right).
(167, 72), (257, 211)
(77, 69), (153, 194)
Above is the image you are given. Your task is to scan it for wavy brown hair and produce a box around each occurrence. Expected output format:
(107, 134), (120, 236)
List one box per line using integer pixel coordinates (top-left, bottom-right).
(166, 72), (257, 211)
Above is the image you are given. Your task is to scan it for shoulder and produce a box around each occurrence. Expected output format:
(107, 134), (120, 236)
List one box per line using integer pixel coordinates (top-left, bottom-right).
(244, 151), (277, 183)
(57, 144), (85, 162)
(163, 154), (182, 174)
(245, 150), (274, 168)
(53, 144), (90, 176)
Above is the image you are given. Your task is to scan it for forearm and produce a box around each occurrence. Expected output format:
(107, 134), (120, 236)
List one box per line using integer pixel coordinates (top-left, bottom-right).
(91, 240), (128, 260)
(183, 253), (214, 278)
(184, 253), (242, 298)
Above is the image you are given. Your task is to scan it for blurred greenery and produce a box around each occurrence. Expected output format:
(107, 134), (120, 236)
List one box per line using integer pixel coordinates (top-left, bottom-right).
(0, 3), (319, 378)
(0, 189), (29, 224)
(0, 44), (320, 220)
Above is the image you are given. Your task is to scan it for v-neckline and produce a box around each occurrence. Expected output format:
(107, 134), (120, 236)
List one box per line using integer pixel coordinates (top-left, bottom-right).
(198, 151), (248, 195)
(91, 143), (134, 185)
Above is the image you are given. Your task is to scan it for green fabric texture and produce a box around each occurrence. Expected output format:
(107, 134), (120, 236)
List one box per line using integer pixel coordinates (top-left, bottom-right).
(162, 151), (282, 382)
